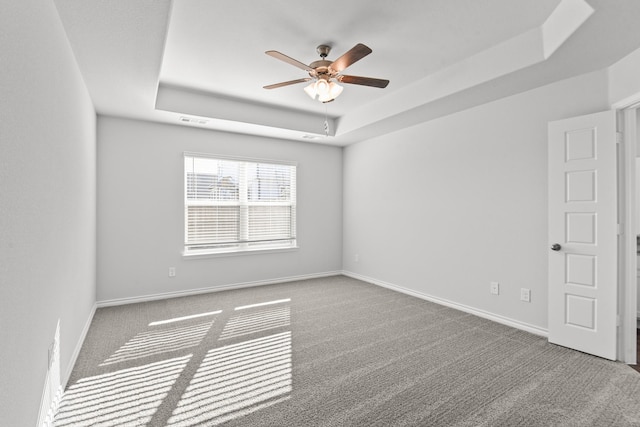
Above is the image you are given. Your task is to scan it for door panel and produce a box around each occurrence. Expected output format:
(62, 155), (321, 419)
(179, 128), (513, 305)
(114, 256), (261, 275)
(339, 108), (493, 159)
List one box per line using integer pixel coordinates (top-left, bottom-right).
(548, 110), (617, 360)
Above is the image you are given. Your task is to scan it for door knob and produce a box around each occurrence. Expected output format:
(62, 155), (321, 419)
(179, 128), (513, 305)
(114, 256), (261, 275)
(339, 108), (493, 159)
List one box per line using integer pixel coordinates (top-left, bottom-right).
(551, 243), (562, 251)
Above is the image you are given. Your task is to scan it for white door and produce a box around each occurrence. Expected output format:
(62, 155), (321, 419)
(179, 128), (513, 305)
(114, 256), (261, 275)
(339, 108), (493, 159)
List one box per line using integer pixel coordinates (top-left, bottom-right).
(548, 110), (618, 360)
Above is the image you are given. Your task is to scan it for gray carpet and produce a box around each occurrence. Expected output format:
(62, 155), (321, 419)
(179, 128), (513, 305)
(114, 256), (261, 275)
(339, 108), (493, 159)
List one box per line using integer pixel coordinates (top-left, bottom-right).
(54, 275), (640, 426)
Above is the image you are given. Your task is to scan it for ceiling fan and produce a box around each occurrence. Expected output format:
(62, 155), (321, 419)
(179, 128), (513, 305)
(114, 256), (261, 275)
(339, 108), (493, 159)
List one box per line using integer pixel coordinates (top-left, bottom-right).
(263, 43), (389, 103)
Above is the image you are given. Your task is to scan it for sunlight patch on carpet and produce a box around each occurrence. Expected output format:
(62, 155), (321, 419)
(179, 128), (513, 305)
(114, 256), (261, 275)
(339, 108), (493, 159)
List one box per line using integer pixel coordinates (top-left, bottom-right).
(219, 306), (290, 340)
(100, 321), (214, 366)
(54, 355), (191, 426)
(166, 331), (292, 426)
(149, 310), (222, 326)
(235, 298), (291, 311)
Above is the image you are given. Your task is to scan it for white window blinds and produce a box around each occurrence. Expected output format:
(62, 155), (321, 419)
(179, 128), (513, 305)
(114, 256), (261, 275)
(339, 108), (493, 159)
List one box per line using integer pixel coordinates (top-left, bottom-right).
(184, 154), (296, 253)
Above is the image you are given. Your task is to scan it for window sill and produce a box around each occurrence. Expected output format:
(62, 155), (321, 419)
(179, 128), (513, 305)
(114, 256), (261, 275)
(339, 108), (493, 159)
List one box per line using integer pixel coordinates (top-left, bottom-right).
(182, 246), (299, 260)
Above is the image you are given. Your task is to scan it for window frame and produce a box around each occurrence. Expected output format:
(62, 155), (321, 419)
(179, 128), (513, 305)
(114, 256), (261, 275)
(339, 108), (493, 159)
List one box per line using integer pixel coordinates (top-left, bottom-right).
(182, 152), (298, 258)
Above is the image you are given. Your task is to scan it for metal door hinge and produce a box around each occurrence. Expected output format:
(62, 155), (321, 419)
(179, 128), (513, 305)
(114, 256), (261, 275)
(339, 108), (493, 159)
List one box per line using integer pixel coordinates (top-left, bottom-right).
(616, 315), (621, 327)
(617, 223), (623, 235)
(616, 132), (623, 144)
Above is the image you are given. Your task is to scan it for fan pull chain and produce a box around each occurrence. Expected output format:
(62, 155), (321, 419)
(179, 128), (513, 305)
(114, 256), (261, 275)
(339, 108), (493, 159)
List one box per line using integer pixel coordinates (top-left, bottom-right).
(324, 105), (329, 137)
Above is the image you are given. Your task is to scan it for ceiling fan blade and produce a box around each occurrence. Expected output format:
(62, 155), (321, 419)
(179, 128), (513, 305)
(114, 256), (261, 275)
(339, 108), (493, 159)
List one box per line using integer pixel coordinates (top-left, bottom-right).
(329, 43), (372, 73)
(265, 50), (314, 73)
(338, 75), (389, 88)
(263, 78), (312, 89)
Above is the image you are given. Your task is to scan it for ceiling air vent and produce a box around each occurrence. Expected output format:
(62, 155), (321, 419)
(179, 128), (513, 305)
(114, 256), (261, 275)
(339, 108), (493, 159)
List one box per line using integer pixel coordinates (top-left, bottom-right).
(179, 116), (208, 125)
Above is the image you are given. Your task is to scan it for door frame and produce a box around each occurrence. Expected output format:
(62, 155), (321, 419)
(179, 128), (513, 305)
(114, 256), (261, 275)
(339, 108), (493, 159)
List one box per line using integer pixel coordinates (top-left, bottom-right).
(613, 96), (639, 364)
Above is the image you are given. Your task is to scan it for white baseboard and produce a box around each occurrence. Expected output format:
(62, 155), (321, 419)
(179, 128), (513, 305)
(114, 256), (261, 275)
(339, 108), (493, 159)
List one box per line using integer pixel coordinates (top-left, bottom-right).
(97, 271), (343, 308)
(343, 270), (548, 337)
(63, 303), (97, 388)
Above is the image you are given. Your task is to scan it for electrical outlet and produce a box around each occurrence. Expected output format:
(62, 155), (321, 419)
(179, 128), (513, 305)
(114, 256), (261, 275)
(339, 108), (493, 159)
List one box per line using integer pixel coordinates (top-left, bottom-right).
(354, 254), (359, 262)
(520, 288), (531, 302)
(490, 282), (499, 295)
(169, 267), (176, 278)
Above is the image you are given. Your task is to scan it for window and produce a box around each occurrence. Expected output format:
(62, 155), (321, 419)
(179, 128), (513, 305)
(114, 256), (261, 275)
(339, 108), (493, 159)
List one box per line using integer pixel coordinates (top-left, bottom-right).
(184, 154), (297, 255)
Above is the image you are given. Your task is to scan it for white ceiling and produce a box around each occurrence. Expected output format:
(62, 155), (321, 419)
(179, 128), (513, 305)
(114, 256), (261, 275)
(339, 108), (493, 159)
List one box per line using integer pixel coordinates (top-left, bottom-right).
(53, 0), (640, 146)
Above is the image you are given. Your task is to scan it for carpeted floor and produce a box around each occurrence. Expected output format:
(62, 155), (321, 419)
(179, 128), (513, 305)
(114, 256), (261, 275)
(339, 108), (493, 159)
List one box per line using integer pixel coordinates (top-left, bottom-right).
(55, 275), (640, 426)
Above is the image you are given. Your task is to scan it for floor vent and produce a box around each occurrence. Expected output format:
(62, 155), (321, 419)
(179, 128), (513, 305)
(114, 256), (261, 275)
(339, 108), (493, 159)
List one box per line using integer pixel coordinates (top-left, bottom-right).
(37, 320), (62, 427)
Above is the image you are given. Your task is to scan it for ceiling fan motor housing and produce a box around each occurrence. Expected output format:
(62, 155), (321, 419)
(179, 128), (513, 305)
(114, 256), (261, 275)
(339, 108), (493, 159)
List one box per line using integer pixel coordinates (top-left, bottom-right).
(309, 60), (332, 79)
(310, 45), (333, 79)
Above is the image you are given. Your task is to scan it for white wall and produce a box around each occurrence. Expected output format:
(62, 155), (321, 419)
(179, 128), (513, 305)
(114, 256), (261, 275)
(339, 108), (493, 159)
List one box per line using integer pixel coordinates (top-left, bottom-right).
(343, 70), (609, 330)
(97, 117), (343, 302)
(0, 1), (97, 425)
(609, 46), (640, 107)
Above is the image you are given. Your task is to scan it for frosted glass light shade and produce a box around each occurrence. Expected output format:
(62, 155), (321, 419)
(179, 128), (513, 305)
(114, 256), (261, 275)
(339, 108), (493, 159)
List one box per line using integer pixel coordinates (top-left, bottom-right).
(329, 81), (343, 98)
(315, 79), (329, 96)
(303, 82), (317, 99)
(304, 79), (343, 102)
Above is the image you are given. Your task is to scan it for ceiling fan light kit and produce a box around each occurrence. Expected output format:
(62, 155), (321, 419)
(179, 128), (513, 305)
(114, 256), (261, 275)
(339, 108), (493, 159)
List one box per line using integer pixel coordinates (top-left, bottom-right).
(264, 43), (389, 104)
(304, 77), (344, 103)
